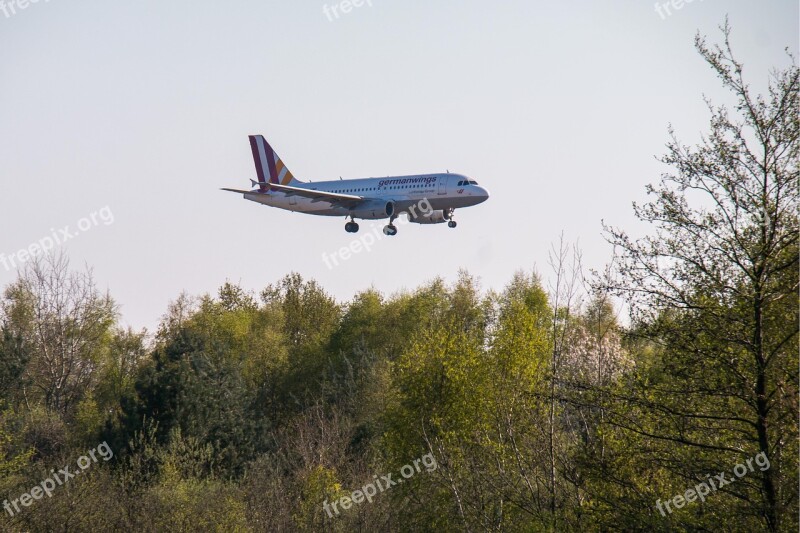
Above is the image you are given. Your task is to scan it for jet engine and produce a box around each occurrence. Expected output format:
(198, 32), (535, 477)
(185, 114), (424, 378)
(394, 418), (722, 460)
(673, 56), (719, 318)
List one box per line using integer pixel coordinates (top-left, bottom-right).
(408, 210), (448, 224)
(349, 200), (397, 220)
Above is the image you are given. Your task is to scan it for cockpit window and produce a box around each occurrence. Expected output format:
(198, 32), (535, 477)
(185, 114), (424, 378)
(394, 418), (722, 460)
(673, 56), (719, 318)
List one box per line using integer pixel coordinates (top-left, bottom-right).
(468, 180), (478, 185)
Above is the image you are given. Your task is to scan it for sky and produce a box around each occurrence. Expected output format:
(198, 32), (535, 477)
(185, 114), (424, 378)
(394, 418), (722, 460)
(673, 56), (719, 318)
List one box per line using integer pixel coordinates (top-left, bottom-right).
(1, 0), (797, 332)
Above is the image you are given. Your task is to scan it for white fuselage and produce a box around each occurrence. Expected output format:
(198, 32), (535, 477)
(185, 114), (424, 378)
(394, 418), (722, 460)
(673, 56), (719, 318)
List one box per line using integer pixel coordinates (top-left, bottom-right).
(245, 173), (489, 219)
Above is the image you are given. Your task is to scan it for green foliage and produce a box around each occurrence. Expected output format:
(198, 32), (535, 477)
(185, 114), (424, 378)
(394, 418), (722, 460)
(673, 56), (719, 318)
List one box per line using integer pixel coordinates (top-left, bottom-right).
(599, 21), (798, 532)
(0, 328), (29, 403)
(1, 255), (117, 418)
(0, 405), (33, 488)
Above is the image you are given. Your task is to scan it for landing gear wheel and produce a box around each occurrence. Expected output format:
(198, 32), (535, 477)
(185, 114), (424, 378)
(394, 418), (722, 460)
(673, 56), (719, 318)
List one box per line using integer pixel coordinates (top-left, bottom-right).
(345, 221), (360, 233)
(383, 214), (399, 236)
(448, 220), (457, 228)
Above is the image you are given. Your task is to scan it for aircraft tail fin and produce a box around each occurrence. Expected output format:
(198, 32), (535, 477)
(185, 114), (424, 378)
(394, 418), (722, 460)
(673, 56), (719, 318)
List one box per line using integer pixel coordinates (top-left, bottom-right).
(248, 135), (303, 192)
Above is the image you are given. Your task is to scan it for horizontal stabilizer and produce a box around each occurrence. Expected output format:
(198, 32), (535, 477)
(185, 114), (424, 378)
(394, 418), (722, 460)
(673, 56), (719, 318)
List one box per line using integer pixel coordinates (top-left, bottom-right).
(221, 187), (260, 195)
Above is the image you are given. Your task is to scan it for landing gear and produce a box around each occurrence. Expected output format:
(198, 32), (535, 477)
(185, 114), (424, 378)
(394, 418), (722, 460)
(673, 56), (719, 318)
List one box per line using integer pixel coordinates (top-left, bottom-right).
(444, 208), (457, 229)
(383, 214), (399, 236)
(345, 219), (360, 233)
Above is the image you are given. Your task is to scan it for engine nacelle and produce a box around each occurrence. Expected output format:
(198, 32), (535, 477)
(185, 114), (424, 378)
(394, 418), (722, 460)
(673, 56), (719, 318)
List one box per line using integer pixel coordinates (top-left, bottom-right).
(349, 200), (396, 220)
(408, 210), (448, 224)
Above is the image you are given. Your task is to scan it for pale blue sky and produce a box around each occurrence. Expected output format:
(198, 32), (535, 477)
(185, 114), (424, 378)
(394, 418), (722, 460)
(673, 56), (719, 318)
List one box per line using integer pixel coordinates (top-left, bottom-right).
(1, 0), (797, 331)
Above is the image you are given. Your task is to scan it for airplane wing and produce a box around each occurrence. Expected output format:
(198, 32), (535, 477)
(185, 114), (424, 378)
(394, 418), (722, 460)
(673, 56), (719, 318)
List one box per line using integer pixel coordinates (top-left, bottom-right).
(222, 183), (365, 209)
(266, 182), (363, 208)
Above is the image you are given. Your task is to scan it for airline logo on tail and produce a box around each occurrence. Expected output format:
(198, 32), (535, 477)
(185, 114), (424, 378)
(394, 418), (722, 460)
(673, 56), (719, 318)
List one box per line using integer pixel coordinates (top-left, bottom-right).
(248, 135), (298, 192)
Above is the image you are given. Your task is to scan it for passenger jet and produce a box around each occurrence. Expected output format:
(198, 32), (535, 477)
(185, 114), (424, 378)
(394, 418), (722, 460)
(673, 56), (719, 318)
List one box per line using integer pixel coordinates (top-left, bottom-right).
(222, 135), (489, 235)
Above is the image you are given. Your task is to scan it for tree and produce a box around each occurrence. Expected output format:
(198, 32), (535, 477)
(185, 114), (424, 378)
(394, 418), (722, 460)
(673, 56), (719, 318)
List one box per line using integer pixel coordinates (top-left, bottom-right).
(1, 254), (117, 417)
(0, 326), (30, 403)
(545, 236), (583, 529)
(261, 273), (341, 407)
(603, 21), (798, 531)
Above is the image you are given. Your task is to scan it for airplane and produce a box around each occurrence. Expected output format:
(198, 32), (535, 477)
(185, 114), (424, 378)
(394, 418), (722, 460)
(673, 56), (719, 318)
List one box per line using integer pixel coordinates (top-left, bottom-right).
(222, 135), (490, 235)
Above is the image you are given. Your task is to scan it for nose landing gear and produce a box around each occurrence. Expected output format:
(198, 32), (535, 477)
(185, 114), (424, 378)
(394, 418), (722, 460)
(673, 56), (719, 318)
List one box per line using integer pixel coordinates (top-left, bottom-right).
(444, 208), (457, 228)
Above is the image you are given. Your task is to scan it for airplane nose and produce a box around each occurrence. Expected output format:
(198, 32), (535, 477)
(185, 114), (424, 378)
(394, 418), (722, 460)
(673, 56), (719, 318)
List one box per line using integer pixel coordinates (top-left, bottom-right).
(477, 186), (490, 200)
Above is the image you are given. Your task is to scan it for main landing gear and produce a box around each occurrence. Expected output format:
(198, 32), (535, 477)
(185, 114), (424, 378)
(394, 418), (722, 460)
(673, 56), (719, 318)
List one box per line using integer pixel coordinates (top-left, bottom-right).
(383, 214), (399, 236)
(344, 217), (360, 233)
